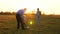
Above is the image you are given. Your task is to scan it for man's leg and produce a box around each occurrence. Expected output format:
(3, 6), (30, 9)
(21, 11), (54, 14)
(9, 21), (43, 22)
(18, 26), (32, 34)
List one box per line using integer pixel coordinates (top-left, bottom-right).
(21, 22), (25, 30)
(17, 21), (20, 29)
(16, 14), (20, 29)
(20, 19), (25, 30)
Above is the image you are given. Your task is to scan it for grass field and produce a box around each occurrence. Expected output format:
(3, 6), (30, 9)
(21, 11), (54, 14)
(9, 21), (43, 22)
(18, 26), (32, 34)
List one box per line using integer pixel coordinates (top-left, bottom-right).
(0, 14), (60, 34)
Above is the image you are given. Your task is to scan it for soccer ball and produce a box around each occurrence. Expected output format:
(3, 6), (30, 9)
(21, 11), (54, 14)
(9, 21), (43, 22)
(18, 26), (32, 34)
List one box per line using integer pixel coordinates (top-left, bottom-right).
(26, 26), (30, 29)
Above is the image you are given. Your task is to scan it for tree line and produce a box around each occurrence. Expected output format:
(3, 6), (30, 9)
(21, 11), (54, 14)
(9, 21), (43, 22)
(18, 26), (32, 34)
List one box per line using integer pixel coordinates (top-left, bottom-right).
(0, 11), (16, 15)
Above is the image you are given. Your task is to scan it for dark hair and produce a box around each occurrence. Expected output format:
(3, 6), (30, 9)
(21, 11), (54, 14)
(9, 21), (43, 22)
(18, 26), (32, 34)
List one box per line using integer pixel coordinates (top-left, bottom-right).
(37, 8), (39, 10)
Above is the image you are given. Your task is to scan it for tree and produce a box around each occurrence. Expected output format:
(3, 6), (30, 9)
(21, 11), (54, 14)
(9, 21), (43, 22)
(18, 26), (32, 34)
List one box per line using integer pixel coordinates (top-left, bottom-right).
(0, 11), (4, 15)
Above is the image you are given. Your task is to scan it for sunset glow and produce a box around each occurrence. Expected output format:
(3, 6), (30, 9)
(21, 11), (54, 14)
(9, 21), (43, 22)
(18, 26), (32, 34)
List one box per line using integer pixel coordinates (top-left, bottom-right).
(0, 0), (60, 15)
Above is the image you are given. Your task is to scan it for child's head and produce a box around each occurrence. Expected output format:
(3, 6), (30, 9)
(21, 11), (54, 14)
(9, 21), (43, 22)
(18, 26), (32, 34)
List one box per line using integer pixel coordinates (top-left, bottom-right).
(37, 8), (39, 11)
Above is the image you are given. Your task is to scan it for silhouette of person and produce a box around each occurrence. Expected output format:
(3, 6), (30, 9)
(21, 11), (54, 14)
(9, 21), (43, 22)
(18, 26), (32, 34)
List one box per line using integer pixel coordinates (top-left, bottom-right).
(36, 8), (41, 25)
(16, 8), (27, 30)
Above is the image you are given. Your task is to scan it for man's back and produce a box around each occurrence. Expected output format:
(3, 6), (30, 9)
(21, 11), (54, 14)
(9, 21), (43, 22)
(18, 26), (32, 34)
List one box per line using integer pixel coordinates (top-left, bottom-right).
(16, 9), (24, 15)
(36, 11), (41, 18)
(16, 9), (24, 20)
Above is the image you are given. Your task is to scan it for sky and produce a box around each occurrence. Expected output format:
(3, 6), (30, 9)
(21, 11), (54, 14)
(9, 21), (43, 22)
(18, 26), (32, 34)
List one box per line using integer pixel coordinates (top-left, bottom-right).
(0, 0), (60, 15)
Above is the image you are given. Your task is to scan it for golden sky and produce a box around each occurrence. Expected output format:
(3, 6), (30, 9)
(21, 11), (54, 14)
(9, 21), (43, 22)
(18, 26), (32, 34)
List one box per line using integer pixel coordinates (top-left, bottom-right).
(0, 0), (60, 15)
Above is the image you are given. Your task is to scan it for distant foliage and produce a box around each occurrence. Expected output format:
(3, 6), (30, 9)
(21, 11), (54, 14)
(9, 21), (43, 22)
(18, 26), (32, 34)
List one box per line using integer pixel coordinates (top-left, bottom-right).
(0, 11), (16, 15)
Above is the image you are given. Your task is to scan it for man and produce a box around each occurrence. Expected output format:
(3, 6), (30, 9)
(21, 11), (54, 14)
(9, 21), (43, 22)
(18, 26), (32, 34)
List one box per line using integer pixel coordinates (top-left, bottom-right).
(36, 8), (41, 25)
(16, 8), (27, 30)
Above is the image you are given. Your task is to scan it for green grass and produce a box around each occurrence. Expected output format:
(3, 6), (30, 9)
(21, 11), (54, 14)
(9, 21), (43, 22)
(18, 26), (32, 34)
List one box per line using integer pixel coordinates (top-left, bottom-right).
(0, 15), (60, 34)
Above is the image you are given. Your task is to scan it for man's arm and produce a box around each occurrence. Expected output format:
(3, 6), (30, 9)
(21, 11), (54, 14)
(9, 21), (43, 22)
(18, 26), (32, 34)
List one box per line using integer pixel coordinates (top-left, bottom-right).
(39, 11), (41, 15)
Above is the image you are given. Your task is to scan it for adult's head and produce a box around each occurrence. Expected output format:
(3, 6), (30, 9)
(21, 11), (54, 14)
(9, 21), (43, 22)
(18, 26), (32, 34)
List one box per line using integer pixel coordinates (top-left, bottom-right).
(23, 8), (27, 12)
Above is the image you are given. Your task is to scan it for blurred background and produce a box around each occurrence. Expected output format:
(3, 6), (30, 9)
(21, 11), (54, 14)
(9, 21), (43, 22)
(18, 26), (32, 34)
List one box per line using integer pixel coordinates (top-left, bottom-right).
(0, 0), (60, 34)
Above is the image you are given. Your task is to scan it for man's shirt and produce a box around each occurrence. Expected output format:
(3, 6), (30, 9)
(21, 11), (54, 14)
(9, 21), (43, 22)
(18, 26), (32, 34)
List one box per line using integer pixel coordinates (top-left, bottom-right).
(36, 11), (41, 18)
(16, 9), (24, 15)
(36, 11), (41, 25)
(16, 9), (24, 21)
